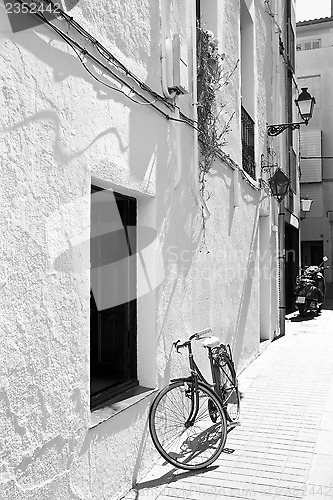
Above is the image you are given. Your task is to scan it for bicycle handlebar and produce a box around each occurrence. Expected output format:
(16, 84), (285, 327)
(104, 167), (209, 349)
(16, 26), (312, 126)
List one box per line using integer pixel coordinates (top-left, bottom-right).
(190, 328), (213, 340)
(173, 340), (188, 353)
(173, 328), (213, 353)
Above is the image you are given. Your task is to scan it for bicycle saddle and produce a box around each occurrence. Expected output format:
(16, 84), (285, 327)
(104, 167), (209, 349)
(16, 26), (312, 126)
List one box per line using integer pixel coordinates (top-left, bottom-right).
(202, 336), (220, 348)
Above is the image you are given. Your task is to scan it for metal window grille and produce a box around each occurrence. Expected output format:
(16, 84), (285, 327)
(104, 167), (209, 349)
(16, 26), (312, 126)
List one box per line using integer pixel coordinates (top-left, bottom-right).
(285, 189), (294, 213)
(289, 147), (297, 192)
(241, 106), (256, 179)
(287, 21), (295, 72)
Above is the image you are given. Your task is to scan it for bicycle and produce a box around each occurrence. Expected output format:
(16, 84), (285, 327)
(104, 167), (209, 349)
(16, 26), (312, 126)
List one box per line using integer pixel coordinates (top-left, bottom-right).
(149, 328), (240, 470)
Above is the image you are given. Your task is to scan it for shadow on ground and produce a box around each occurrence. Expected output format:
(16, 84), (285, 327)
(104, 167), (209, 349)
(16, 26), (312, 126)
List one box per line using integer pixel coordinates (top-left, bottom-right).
(289, 313), (320, 322)
(132, 465), (219, 495)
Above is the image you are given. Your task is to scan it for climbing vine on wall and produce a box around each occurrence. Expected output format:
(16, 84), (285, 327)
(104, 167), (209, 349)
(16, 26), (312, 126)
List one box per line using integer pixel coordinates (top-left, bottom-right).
(196, 26), (237, 199)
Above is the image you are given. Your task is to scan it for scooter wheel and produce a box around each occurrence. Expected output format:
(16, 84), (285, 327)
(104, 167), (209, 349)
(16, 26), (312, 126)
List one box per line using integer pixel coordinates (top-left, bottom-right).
(299, 304), (307, 317)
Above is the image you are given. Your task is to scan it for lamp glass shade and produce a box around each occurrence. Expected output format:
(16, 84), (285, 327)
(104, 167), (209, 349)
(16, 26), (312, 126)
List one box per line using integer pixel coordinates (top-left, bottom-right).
(295, 87), (315, 124)
(301, 199), (313, 212)
(268, 169), (290, 203)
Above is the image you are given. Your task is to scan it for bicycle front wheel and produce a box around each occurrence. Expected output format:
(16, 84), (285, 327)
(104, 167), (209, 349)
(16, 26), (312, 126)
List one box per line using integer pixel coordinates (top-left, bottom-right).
(149, 380), (227, 470)
(216, 357), (240, 423)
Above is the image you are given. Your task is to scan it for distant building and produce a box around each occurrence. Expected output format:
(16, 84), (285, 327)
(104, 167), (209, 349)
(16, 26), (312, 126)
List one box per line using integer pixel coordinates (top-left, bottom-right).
(296, 13), (333, 282)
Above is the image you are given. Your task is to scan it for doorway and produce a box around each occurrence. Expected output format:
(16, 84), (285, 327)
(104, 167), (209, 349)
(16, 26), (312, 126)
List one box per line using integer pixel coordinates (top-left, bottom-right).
(301, 240), (324, 268)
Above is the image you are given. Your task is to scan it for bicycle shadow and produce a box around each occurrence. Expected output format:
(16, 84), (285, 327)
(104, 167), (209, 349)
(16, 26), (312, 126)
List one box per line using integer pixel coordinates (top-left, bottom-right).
(132, 464), (219, 494)
(132, 446), (236, 496)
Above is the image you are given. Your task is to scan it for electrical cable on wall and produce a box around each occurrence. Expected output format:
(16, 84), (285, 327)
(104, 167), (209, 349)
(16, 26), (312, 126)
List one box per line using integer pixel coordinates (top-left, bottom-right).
(301, 156), (333, 159)
(78, 50), (158, 106)
(264, 0), (299, 93)
(14, 0), (201, 129)
(12, 1), (220, 133)
(44, 0), (173, 108)
(12, 0), (259, 191)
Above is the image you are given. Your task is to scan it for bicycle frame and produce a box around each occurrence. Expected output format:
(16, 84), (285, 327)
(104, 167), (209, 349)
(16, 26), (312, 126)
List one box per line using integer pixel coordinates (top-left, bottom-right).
(149, 332), (236, 471)
(171, 340), (221, 427)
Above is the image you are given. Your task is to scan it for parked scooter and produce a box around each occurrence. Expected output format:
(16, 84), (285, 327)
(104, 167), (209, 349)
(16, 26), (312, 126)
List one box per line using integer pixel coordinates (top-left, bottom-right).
(294, 256), (329, 317)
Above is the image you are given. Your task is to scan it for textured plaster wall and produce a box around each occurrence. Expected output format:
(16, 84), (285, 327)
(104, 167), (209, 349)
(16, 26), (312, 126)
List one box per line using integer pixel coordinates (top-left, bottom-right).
(0, 0), (278, 498)
(0, 3), (91, 497)
(154, 0), (275, 388)
(0, 0), (194, 497)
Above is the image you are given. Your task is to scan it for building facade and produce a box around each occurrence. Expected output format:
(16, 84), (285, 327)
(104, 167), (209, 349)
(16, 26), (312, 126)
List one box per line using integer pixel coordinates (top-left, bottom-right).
(296, 13), (333, 283)
(0, 0), (299, 498)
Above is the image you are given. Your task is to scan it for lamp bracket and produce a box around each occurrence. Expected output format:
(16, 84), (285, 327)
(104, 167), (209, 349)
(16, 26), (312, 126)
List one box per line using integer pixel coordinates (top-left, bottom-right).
(260, 153), (278, 173)
(267, 122), (306, 137)
(261, 163), (278, 173)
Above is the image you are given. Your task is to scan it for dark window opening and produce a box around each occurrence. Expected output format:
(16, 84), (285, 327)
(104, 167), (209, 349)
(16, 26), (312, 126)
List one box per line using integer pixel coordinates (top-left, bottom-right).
(301, 241), (324, 268)
(196, 0), (201, 25)
(241, 106), (256, 179)
(286, 68), (293, 148)
(285, 147), (296, 213)
(287, 20), (295, 73)
(90, 186), (137, 409)
(285, 223), (299, 313)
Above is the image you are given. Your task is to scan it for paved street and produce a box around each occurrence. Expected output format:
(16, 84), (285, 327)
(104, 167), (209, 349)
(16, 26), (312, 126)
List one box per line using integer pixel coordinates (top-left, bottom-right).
(121, 287), (333, 500)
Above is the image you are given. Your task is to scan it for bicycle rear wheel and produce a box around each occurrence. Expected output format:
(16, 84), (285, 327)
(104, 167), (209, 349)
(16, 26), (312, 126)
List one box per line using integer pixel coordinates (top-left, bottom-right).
(216, 357), (240, 423)
(149, 380), (227, 470)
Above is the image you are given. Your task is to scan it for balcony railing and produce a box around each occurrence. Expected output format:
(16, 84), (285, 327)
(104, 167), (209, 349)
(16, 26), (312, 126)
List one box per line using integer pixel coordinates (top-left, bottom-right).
(241, 106), (256, 180)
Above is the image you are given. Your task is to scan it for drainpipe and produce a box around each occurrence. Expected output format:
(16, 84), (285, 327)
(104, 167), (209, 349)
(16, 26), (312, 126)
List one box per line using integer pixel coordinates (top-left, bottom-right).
(160, 1), (209, 212)
(278, 201), (286, 337)
(160, 0), (177, 100)
(160, 0), (183, 187)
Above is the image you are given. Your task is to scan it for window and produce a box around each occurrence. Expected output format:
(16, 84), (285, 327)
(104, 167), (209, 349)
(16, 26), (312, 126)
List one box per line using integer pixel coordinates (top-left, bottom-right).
(240, 0), (254, 117)
(285, 148), (296, 213)
(286, 67), (294, 148)
(196, 0), (201, 24)
(300, 130), (322, 183)
(90, 186), (137, 409)
(297, 39), (321, 51)
(240, 0), (255, 179)
(241, 106), (255, 180)
(287, 20), (295, 72)
(289, 147), (297, 192)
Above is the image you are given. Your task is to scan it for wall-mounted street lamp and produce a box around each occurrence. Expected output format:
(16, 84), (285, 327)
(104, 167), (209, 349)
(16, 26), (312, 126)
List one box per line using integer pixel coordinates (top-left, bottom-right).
(261, 156), (291, 203)
(300, 198), (313, 220)
(267, 87), (316, 137)
(300, 198), (313, 212)
(268, 169), (290, 203)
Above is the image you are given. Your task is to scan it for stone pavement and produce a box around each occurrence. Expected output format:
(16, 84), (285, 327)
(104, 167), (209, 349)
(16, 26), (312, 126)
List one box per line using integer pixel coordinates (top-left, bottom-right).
(121, 288), (333, 500)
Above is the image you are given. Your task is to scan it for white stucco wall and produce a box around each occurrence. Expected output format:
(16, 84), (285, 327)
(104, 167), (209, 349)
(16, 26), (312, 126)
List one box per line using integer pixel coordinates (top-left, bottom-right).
(0, 0), (281, 498)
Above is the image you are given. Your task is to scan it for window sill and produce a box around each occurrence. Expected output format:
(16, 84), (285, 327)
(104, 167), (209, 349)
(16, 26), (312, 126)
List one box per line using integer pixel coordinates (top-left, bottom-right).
(240, 166), (259, 188)
(89, 386), (157, 428)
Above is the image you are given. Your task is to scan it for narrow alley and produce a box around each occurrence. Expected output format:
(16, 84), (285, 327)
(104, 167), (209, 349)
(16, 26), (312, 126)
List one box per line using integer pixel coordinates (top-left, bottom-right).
(121, 288), (333, 500)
